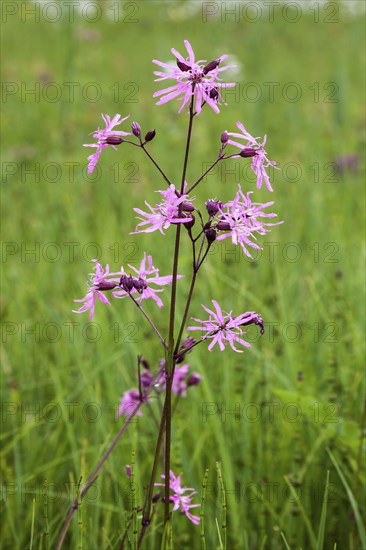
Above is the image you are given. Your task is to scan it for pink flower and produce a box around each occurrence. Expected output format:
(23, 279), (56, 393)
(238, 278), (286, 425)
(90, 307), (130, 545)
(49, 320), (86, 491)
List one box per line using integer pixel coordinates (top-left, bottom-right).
(155, 470), (200, 525)
(83, 113), (131, 174)
(227, 121), (278, 191)
(116, 389), (144, 418)
(73, 259), (116, 319)
(153, 40), (236, 114)
(132, 184), (194, 235)
(216, 185), (283, 258)
(113, 252), (182, 308)
(188, 300), (264, 353)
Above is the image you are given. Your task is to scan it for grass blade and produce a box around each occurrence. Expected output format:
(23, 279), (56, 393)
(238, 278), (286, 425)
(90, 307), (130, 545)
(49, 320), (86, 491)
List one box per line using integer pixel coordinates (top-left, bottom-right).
(316, 470), (330, 550)
(327, 448), (366, 549)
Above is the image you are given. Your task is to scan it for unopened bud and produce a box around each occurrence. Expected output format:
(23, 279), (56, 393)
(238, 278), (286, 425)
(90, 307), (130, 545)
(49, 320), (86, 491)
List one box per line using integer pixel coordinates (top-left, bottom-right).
(181, 202), (195, 212)
(134, 277), (148, 294)
(221, 131), (229, 144)
(176, 60), (191, 72)
(140, 370), (153, 387)
(105, 136), (123, 145)
(184, 214), (195, 230)
(96, 281), (118, 291)
(216, 221), (231, 231)
(120, 274), (135, 292)
(125, 465), (132, 478)
(204, 228), (217, 243)
(182, 337), (195, 350)
(144, 130), (156, 142)
(203, 59), (220, 75)
(239, 147), (258, 158)
(205, 199), (223, 217)
(139, 357), (150, 370)
(187, 372), (202, 387)
(209, 88), (219, 100)
(152, 492), (161, 504)
(131, 122), (141, 138)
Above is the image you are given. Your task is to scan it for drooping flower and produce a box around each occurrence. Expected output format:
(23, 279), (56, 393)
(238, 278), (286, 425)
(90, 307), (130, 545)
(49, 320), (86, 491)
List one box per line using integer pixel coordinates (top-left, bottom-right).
(113, 252), (183, 308)
(215, 185), (283, 258)
(227, 121), (278, 191)
(153, 39), (236, 114)
(188, 300), (264, 353)
(83, 113), (132, 174)
(157, 363), (201, 397)
(155, 470), (201, 525)
(132, 184), (194, 235)
(73, 254), (180, 317)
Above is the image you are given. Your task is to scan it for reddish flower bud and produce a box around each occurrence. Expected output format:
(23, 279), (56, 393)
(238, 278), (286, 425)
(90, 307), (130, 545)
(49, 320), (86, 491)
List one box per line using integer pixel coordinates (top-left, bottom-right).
(120, 274), (135, 292)
(140, 369), (153, 387)
(187, 372), (202, 387)
(239, 147), (258, 158)
(202, 59), (220, 75)
(221, 131), (229, 144)
(184, 214), (195, 230)
(134, 277), (148, 294)
(176, 60), (191, 72)
(205, 228), (217, 243)
(145, 130), (156, 142)
(216, 221), (231, 231)
(105, 136), (123, 145)
(205, 199), (223, 217)
(181, 201), (195, 212)
(96, 281), (118, 291)
(209, 88), (219, 100)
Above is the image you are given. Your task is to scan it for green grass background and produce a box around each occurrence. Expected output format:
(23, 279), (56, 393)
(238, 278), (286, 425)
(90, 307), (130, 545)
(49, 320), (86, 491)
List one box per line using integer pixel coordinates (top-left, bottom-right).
(1, 1), (365, 548)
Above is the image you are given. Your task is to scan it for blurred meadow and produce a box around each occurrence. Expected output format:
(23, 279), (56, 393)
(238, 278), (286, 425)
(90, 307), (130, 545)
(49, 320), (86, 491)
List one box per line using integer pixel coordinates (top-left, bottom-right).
(1, 0), (365, 548)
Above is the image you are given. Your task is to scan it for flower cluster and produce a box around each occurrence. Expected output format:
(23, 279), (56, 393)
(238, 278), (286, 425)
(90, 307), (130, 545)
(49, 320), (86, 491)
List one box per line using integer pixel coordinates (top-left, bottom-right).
(155, 470), (200, 525)
(153, 39), (236, 114)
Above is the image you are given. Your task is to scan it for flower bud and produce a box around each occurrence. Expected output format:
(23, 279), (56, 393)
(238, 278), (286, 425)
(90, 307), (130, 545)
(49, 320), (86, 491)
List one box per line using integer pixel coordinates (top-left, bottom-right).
(221, 131), (229, 144)
(216, 221), (231, 231)
(182, 337), (195, 350)
(181, 201), (195, 212)
(184, 214), (195, 230)
(120, 274), (135, 292)
(140, 369), (153, 387)
(96, 281), (118, 291)
(204, 228), (217, 243)
(187, 372), (202, 387)
(205, 199), (223, 217)
(144, 129), (156, 142)
(176, 60), (191, 72)
(239, 147), (258, 158)
(209, 88), (219, 100)
(125, 465), (132, 478)
(131, 122), (141, 138)
(105, 136), (123, 145)
(202, 59), (220, 75)
(139, 356), (150, 370)
(134, 277), (148, 294)
(152, 492), (161, 504)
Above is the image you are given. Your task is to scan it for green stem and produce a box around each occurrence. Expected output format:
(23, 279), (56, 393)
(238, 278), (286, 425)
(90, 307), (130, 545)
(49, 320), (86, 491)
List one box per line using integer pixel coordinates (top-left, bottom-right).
(164, 91), (196, 524)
